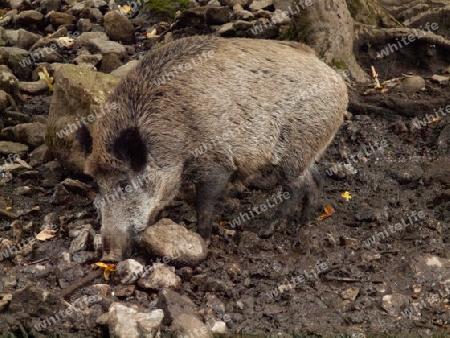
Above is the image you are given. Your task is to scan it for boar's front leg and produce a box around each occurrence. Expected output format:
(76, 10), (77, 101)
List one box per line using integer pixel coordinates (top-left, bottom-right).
(195, 164), (232, 244)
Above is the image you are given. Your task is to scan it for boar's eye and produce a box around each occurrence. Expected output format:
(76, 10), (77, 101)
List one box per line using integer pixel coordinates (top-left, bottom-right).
(112, 127), (147, 172)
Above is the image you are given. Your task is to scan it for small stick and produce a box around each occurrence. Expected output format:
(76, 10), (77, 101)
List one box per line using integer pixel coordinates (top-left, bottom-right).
(0, 209), (19, 219)
(61, 269), (103, 298)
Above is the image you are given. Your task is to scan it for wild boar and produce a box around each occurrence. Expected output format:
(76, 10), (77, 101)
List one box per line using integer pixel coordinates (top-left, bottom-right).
(78, 36), (348, 262)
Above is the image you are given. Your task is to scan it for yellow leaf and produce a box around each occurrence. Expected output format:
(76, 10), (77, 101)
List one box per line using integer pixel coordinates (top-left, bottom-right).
(36, 229), (57, 241)
(38, 66), (54, 91)
(219, 221), (228, 227)
(5, 206), (12, 211)
(95, 262), (116, 280)
(119, 4), (131, 13)
(427, 117), (441, 124)
(317, 205), (335, 221)
(341, 191), (352, 201)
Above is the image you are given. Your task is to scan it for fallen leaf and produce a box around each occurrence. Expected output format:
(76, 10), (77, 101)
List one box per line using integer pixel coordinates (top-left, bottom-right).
(219, 221), (228, 227)
(36, 229), (57, 241)
(15, 158), (32, 169)
(95, 262), (116, 280)
(5, 206), (12, 211)
(147, 28), (159, 38)
(57, 37), (75, 47)
(119, 4), (131, 13)
(427, 117), (441, 124)
(342, 191), (352, 201)
(38, 67), (54, 91)
(317, 205), (335, 221)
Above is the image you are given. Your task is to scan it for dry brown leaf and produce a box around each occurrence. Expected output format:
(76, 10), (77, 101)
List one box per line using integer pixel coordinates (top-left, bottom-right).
(36, 229), (57, 241)
(317, 205), (335, 221)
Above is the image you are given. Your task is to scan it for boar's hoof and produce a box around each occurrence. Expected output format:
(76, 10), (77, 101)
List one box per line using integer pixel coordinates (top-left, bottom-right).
(260, 218), (285, 239)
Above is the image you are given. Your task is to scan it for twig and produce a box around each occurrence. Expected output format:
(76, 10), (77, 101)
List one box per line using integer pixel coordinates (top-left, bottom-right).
(61, 269), (103, 298)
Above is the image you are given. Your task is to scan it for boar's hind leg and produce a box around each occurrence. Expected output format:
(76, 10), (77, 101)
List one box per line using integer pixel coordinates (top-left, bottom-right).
(195, 164), (233, 243)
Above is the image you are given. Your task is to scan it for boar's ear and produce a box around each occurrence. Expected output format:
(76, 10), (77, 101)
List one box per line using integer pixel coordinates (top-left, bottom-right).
(78, 124), (93, 156)
(113, 127), (147, 172)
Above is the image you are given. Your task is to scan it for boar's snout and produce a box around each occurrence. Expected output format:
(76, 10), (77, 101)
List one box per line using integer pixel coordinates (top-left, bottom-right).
(100, 225), (129, 263)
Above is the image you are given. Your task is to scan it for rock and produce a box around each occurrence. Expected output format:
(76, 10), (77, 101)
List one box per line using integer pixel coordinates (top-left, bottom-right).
(8, 0), (26, 9)
(48, 12), (76, 27)
(0, 27), (7, 46)
(142, 218), (208, 267)
(272, 8), (291, 24)
(17, 29), (41, 50)
(46, 64), (120, 173)
(106, 303), (163, 338)
(110, 59), (139, 77)
(159, 288), (199, 324)
(341, 287), (360, 301)
(171, 314), (212, 338)
(431, 74), (449, 85)
(249, 0), (274, 11)
(28, 144), (50, 166)
(273, 0), (292, 11)
(397, 76), (425, 93)
(391, 165), (423, 184)
(0, 65), (21, 101)
(77, 18), (93, 33)
(50, 183), (71, 205)
(4, 29), (19, 46)
(41, 0), (62, 13)
(137, 263), (181, 290)
(98, 53), (122, 73)
(211, 320), (227, 333)
(113, 284), (135, 297)
(234, 5), (254, 20)
(0, 89), (14, 111)
(73, 52), (102, 70)
(80, 7), (103, 23)
(217, 22), (235, 36)
(246, 19), (278, 38)
(382, 294), (411, 316)
(61, 178), (91, 195)
(8, 285), (64, 315)
(115, 259), (144, 284)
(11, 122), (46, 148)
(31, 47), (63, 63)
(423, 158), (450, 185)
(103, 11), (135, 45)
(0, 141), (28, 156)
(69, 224), (94, 253)
(223, 0), (252, 5)
(18, 80), (48, 95)
(205, 6), (231, 25)
(410, 254), (450, 283)
(17, 10), (44, 30)
(77, 32), (127, 60)
(0, 47), (31, 80)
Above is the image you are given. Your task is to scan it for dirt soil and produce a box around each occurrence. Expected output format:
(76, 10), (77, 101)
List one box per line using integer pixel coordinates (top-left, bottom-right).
(1, 60), (450, 337)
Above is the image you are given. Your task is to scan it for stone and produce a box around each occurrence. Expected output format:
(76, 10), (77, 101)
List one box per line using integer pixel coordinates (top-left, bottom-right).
(17, 10), (44, 30)
(115, 259), (144, 284)
(0, 47), (31, 80)
(103, 10), (135, 45)
(69, 224), (94, 253)
(0, 65), (21, 102)
(397, 76), (425, 93)
(98, 53), (122, 73)
(106, 303), (163, 338)
(41, 0), (62, 13)
(77, 18), (93, 33)
(159, 288), (199, 324)
(48, 12), (76, 27)
(110, 60), (139, 77)
(17, 29), (41, 50)
(0, 141), (28, 156)
(31, 47), (63, 63)
(137, 263), (181, 290)
(46, 64), (120, 174)
(205, 6), (231, 25)
(171, 314), (212, 338)
(431, 74), (449, 85)
(249, 0), (274, 11)
(382, 294), (411, 316)
(18, 80), (49, 95)
(77, 32), (127, 60)
(11, 122), (46, 148)
(142, 218), (208, 267)
(0, 89), (14, 111)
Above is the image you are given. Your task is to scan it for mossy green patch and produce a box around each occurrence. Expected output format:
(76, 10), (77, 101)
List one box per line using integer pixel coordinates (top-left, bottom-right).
(144, 0), (190, 19)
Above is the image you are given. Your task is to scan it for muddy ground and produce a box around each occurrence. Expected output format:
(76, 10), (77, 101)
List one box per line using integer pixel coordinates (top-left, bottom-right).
(1, 38), (450, 338)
